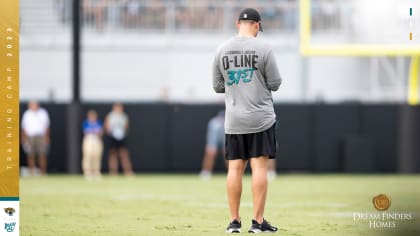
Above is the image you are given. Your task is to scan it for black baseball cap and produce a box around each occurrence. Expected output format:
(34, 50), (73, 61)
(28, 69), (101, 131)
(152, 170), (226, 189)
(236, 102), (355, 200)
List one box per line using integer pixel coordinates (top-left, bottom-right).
(238, 8), (263, 32)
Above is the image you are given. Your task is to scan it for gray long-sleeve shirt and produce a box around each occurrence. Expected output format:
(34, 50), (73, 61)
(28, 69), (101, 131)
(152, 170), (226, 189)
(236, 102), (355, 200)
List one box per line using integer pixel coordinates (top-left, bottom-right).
(213, 36), (282, 134)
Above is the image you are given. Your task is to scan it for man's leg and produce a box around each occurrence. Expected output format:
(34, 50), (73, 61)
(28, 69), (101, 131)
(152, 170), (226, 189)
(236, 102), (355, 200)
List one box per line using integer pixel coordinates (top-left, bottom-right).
(38, 154), (48, 175)
(119, 147), (133, 176)
(97, 141), (104, 177)
(27, 154), (36, 176)
(82, 154), (90, 177)
(200, 146), (217, 178)
(82, 137), (92, 177)
(92, 139), (103, 178)
(227, 159), (247, 221)
(37, 136), (49, 175)
(108, 148), (118, 175)
(250, 156), (269, 223)
(267, 159), (277, 180)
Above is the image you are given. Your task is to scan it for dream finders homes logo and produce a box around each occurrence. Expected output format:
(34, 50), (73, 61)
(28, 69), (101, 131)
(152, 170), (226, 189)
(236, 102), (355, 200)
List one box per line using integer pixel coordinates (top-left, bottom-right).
(353, 194), (414, 229)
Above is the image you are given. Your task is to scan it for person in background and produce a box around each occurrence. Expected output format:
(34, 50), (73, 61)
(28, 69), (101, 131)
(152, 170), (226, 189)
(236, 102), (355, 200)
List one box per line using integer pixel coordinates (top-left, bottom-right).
(268, 159), (277, 180)
(200, 110), (225, 180)
(123, 0), (141, 28)
(105, 103), (134, 176)
(83, 0), (107, 32)
(21, 101), (50, 176)
(82, 109), (104, 180)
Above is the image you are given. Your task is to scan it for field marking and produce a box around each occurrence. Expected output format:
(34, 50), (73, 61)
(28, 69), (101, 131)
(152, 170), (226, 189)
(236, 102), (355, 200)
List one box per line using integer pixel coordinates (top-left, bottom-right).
(112, 193), (194, 201)
(184, 201), (349, 209)
(277, 202), (348, 208)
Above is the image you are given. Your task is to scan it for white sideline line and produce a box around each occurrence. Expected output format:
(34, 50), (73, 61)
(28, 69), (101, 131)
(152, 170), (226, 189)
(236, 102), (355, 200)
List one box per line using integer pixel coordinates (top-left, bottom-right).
(112, 194), (194, 201)
(187, 202), (254, 208)
(185, 202), (348, 209)
(113, 195), (418, 219)
(113, 195), (350, 209)
(277, 202), (348, 208)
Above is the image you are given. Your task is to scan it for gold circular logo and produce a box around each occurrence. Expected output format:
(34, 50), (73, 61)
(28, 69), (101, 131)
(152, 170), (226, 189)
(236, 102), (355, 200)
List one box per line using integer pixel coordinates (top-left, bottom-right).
(373, 194), (391, 211)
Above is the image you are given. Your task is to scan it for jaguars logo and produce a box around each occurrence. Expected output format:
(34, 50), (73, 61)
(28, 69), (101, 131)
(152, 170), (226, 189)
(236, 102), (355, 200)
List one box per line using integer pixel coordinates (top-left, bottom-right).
(4, 208), (15, 216)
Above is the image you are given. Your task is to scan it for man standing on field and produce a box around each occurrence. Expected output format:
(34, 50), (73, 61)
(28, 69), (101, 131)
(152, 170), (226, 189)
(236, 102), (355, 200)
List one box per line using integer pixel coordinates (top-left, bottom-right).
(212, 8), (282, 234)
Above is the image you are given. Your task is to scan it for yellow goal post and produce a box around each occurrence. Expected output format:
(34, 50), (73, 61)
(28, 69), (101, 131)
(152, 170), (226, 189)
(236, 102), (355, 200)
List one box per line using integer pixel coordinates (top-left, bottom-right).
(299, 0), (420, 104)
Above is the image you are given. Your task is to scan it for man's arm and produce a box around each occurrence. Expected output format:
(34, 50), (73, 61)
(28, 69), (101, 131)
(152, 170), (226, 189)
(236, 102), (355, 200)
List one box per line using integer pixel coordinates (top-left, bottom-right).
(264, 50), (282, 91)
(125, 115), (129, 130)
(44, 128), (50, 144)
(44, 110), (51, 144)
(212, 54), (225, 93)
(104, 116), (110, 134)
(21, 112), (28, 144)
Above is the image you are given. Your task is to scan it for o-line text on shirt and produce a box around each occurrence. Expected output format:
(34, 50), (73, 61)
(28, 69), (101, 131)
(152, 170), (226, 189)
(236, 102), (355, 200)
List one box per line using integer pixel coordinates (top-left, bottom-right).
(222, 51), (258, 86)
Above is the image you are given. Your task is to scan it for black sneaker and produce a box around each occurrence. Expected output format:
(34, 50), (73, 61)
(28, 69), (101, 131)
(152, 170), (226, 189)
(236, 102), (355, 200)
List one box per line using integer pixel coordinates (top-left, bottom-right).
(248, 219), (278, 233)
(226, 219), (241, 233)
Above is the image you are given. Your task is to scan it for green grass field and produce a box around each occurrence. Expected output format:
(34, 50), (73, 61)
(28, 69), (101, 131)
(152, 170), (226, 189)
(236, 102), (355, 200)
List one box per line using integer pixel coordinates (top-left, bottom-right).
(21, 174), (420, 236)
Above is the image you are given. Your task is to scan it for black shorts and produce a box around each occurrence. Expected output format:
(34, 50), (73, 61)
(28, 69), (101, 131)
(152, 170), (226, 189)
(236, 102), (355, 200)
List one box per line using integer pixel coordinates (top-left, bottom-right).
(225, 123), (277, 160)
(109, 136), (127, 149)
